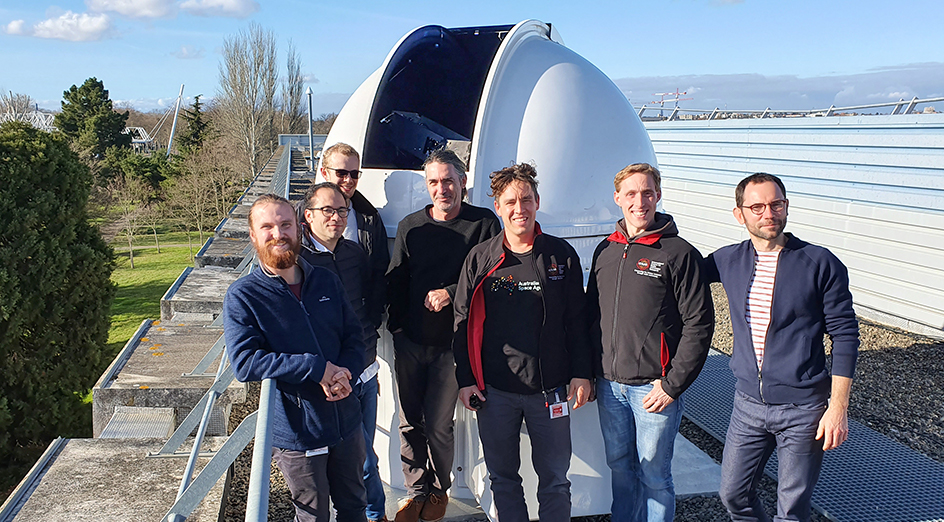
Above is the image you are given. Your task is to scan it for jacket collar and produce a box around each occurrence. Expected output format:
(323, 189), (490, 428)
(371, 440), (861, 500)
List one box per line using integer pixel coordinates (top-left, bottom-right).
(350, 190), (378, 216)
(301, 229), (333, 254)
(254, 254), (315, 286)
(743, 232), (802, 255)
(606, 212), (676, 246)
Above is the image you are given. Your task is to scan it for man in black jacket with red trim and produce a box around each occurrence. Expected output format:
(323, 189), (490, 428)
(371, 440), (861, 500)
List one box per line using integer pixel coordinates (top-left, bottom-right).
(586, 163), (714, 522)
(454, 163), (593, 522)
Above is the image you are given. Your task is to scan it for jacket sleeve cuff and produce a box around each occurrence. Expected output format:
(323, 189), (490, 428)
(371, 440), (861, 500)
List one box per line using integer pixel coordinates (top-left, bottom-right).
(831, 351), (857, 379)
(445, 284), (458, 301)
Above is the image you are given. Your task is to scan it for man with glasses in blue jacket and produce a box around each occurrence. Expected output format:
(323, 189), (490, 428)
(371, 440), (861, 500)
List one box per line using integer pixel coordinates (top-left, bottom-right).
(705, 173), (859, 522)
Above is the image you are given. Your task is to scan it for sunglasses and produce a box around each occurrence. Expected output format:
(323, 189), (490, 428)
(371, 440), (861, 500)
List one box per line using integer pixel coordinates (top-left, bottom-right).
(325, 167), (361, 180)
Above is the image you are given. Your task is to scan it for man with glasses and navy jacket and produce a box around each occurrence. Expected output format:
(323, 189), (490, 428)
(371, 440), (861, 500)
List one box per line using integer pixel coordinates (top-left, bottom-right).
(319, 143), (390, 522)
(706, 173), (859, 522)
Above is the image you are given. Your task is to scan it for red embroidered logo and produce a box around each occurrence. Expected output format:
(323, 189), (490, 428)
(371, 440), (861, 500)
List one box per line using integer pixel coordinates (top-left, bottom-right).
(636, 258), (651, 270)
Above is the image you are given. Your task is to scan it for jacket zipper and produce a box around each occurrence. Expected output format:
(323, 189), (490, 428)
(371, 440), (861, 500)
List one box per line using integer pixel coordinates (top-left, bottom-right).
(748, 251), (780, 404)
(297, 282), (342, 439)
(530, 250), (549, 398)
(610, 243), (629, 377)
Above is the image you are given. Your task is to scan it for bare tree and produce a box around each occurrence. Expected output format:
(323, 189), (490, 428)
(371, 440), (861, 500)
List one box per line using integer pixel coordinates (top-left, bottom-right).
(108, 175), (150, 269)
(167, 153), (214, 256)
(280, 40), (305, 134)
(217, 23), (280, 178)
(167, 135), (243, 258)
(141, 199), (166, 253)
(312, 113), (338, 134)
(0, 91), (35, 119)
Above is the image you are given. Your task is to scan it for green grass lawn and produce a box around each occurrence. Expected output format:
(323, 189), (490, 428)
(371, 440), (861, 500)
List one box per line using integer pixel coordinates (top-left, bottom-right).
(106, 245), (194, 355)
(112, 229), (212, 250)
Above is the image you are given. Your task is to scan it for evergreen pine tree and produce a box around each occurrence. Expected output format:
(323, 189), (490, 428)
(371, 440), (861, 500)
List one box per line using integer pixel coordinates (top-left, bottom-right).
(0, 121), (115, 472)
(54, 77), (131, 157)
(177, 94), (210, 155)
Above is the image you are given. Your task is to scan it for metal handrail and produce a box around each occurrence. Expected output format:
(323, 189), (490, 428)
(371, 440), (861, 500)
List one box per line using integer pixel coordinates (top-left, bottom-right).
(268, 145), (293, 198)
(148, 363), (235, 458)
(245, 378), (277, 520)
(636, 95), (944, 121)
(161, 408), (261, 522)
(159, 253), (280, 521)
(175, 353), (229, 503)
(0, 437), (67, 521)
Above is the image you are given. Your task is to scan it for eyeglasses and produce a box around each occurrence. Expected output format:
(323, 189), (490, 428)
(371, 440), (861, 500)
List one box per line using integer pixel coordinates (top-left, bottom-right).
(741, 199), (787, 216)
(309, 206), (350, 218)
(325, 167), (361, 180)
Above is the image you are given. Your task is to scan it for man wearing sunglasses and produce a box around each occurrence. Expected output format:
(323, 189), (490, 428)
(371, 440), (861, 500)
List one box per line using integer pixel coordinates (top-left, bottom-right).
(318, 142), (390, 522)
(705, 173), (859, 522)
(319, 142), (389, 339)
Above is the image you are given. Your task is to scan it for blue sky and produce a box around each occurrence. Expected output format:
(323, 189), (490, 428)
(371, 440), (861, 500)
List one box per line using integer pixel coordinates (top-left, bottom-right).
(2, 0), (942, 115)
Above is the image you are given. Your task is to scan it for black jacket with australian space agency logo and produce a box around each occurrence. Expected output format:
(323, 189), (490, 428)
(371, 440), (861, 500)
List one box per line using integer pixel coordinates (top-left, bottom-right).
(453, 225), (592, 393)
(587, 213), (714, 399)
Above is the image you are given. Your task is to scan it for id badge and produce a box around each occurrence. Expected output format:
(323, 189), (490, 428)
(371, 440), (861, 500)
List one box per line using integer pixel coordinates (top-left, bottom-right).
(305, 447), (328, 457)
(548, 390), (569, 419)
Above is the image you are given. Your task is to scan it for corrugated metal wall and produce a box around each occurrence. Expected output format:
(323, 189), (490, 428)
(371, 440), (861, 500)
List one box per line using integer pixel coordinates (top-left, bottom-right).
(645, 114), (944, 338)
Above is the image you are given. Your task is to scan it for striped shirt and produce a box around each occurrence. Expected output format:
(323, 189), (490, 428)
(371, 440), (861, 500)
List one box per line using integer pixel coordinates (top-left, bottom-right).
(746, 250), (780, 370)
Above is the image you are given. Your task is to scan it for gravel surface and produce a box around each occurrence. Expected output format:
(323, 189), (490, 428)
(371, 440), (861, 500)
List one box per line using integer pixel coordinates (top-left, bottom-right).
(224, 283), (944, 521)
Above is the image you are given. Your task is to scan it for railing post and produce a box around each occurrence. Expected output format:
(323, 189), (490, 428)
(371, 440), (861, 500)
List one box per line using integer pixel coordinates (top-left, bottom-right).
(904, 96), (919, 114)
(245, 378), (277, 521)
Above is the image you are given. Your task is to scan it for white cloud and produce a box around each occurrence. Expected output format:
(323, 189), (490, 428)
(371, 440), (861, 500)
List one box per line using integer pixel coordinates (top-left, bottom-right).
(5, 20), (26, 35)
(113, 95), (214, 111)
(86, 0), (175, 18)
(31, 11), (112, 41)
(173, 45), (205, 59)
(613, 62), (944, 113)
(179, 0), (259, 18)
(303, 74), (320, 84)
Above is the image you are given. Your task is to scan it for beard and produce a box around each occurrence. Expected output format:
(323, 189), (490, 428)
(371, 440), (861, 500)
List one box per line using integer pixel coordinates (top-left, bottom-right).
(256, 237), (299, 269)
(747, 217), (787, 241)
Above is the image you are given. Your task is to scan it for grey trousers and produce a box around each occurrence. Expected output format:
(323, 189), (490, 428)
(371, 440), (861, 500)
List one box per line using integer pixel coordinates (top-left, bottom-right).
(393, 332), (459, 498)
(477, 385), (572, 522)
(719, 390), (827, 522)
(272, 429), (368, 522)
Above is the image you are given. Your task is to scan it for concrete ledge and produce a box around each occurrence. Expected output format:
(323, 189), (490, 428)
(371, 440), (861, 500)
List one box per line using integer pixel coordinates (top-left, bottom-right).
(160, 267), (240, 322)
(8, 438), (228, 522)
(194, 236), (251, 269)
(92, 321), (246, 437)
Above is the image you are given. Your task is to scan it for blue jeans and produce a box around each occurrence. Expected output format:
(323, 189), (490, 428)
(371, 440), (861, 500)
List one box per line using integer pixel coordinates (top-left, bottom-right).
(719, 390), (826, 522)
(596, 378), (683, 522)
(477, 385), (572, 522)
(356, 375), (386, 521)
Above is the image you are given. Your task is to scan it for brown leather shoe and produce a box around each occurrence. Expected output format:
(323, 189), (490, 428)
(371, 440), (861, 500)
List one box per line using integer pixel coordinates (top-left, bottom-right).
(420, 492), (448, 522)
(394, 498), (425, 522)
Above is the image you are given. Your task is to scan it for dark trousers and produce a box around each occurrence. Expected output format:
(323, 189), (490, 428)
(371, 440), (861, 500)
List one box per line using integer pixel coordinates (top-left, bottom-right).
(719, 390), (827, 522)
(272, 429), (368, 522)
(393, 332), (458, 498)
(477, 385), (572, 522)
